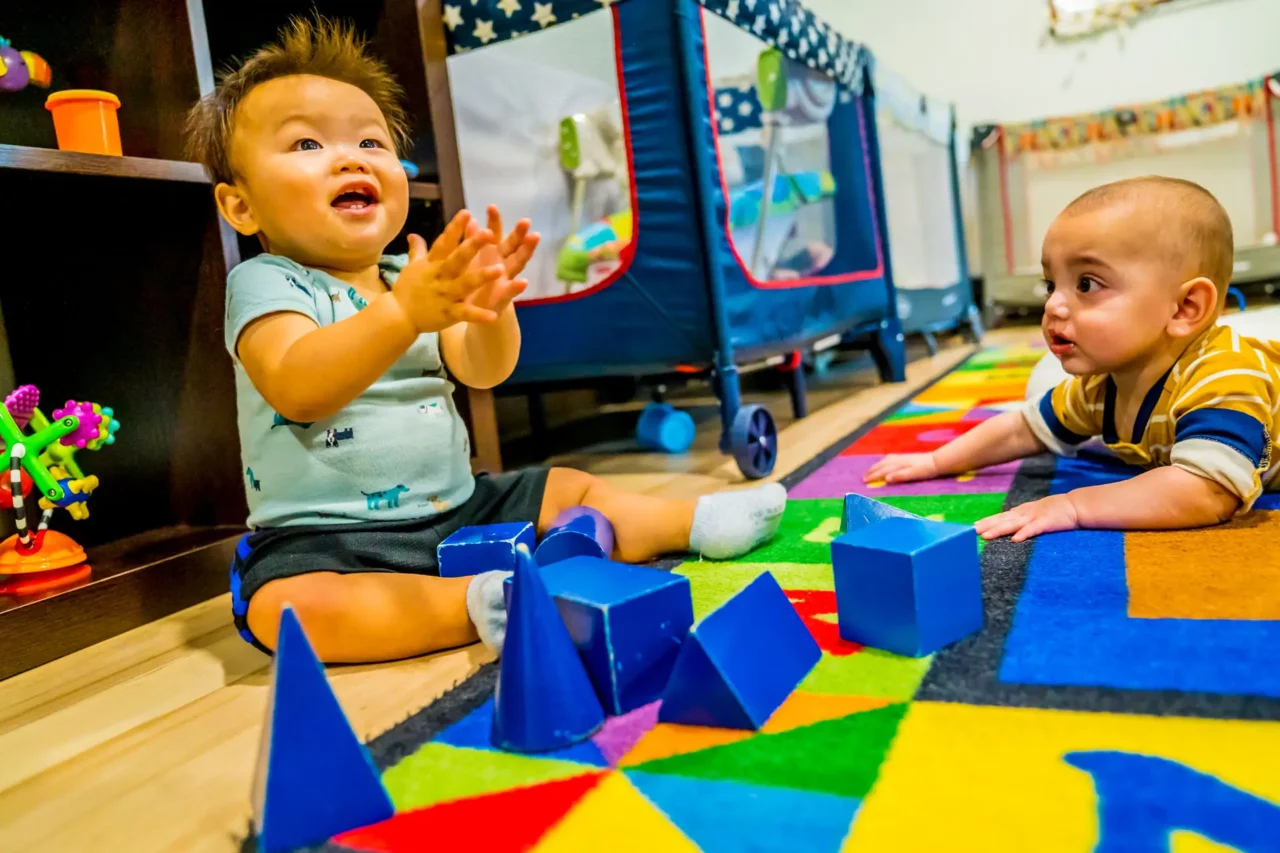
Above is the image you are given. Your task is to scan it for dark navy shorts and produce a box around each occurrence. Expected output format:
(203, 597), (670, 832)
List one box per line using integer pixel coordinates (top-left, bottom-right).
(229, 467), (550, 651)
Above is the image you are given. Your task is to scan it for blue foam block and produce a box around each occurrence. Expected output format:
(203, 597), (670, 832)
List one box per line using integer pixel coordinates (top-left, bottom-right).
(253, 607), (394, 853)
(492, 546), (605, 753)
(840, 493), (919, 534)
(534, 506), (614, 565)
(437, 522), (535, 577)
(832, 516), (983, 658)
(506, 556), (693, 715)
(659, 571), (821, 730)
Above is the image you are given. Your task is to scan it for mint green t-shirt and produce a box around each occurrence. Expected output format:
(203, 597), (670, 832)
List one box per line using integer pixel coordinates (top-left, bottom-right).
(224, 253), (475, 528)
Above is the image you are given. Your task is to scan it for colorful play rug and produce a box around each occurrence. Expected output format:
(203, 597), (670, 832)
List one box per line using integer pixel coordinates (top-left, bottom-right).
(278, 345), (1280, 853)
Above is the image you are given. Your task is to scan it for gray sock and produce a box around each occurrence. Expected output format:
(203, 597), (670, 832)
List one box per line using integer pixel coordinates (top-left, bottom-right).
(466, 570), (511, 654)
(689, 483), (787, 560)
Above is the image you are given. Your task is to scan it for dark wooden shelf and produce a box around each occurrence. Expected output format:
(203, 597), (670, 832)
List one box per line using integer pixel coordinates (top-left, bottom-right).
(0, 525), (245, 679)
(0, 143), (210, 184)
(409, 181), (442, 200)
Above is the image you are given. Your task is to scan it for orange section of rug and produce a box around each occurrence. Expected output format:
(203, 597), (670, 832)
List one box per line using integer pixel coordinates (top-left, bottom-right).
(1126, 511), (1280, 620)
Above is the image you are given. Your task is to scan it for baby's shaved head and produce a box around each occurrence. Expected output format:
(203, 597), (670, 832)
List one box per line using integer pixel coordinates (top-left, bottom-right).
(1063, 177), (1234, 307)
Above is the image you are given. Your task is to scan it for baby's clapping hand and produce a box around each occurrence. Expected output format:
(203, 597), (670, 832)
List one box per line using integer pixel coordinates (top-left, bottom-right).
(394, 211), (506, 333)
(462, 205), (541, 323)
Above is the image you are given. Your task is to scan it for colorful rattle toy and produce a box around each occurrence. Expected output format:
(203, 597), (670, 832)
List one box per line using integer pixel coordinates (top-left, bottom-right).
(0, 384), (120, 595)
(0, 36), (52, 93)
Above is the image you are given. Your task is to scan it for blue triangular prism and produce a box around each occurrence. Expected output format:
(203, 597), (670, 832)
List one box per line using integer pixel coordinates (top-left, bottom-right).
(255, 607), (394, 853)
(492, 545), (606, 752)
(626, 771), (860, 852)
(437, 698), (609, 767)
(656, 632), (754, 729)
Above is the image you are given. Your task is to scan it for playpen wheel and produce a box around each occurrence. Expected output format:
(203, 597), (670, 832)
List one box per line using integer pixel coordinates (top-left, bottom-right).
(730, 404), (777, 480)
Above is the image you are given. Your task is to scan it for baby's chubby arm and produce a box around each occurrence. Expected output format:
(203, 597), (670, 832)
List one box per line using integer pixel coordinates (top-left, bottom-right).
(238, 212), (503, 423)
(976, 464), (1239, 542)
(864, 410), (1046, 485)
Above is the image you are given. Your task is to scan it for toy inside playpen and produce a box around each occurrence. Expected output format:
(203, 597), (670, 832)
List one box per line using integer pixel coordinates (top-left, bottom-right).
(445, 0), (905, 479)
(972, 72), (1280, 318)
(873, 62), (981, 352)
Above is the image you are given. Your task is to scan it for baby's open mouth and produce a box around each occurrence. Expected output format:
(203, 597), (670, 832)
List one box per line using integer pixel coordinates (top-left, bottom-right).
(331, 182), (379, 211)
(1048, 332), (1075, 355)
(332, 191), (376, 210)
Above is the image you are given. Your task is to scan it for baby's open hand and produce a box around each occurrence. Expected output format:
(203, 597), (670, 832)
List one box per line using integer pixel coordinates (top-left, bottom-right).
(395, 211), (505, 333)
(974, 494), (1079, 542)
(863, 453), (938, 485)
(463, 205), (541, 323)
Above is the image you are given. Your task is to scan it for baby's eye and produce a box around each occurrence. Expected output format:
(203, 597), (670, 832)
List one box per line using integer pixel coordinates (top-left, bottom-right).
(1077, 275), (1100, 293)
(1042, 280), (1055, 296)
(293, 138), (322, 151)
(359, 139), (383, 149)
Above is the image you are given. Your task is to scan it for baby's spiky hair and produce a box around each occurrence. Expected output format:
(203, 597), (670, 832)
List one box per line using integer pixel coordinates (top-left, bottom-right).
(185, 15), (409, 185)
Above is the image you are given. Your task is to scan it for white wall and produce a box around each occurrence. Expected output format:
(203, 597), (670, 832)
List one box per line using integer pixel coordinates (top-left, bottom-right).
(804, 0), (1280, 132)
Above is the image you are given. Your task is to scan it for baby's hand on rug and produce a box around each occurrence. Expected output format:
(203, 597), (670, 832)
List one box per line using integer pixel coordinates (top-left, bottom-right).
(864, 453), (938, 485)
(975, 494), (1079, 542)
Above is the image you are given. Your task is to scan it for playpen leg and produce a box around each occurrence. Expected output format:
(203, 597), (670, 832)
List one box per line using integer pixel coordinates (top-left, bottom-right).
(716, 362), (742, 454)
(870, 317), (907, 383)
(967, 304), (985, 342)
(784, 352), (808, 420)
(922, 331), (939, 357)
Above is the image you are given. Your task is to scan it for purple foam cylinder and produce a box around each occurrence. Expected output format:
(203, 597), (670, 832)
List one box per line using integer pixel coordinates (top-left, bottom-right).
(534, 506), (615, 566)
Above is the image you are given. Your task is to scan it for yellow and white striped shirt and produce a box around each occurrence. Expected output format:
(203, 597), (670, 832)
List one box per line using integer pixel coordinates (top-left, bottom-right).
(1023, 324), (1280, 511)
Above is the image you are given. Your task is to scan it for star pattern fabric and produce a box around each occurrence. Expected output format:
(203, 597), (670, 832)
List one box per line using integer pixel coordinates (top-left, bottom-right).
(441, 0), (870, 98)
(715, 83), (763, 134)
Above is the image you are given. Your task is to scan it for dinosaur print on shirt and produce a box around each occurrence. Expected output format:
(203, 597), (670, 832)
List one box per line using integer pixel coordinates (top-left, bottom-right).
(362, 484), (409, 510)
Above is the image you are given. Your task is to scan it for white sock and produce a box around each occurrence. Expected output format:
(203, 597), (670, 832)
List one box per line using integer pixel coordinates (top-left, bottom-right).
(689, 483), (787, 560)
(466, 570), (511, 654)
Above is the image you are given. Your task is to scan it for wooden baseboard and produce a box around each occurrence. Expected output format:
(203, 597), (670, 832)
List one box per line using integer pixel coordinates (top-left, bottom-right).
(0, 526), (244, 680)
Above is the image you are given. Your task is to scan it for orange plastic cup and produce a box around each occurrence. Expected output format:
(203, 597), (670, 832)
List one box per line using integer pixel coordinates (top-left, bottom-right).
(44, 90), (123, 156)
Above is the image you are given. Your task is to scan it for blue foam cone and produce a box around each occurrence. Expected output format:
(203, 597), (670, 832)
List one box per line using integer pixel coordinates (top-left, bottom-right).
(491, 545), (606, 752)
(252, 607), (394, 852)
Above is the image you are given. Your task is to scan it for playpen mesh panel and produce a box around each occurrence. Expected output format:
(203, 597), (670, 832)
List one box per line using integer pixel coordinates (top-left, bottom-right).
(877, 113), (961, 292)
(447, 10), (636, 301)
(703, 12), (842, 284)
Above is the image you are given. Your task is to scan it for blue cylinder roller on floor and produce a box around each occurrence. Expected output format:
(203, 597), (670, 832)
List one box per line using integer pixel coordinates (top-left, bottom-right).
(636, 402), (696, 454)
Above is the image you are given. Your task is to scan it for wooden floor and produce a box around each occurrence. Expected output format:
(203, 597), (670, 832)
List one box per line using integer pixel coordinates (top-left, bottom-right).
(0, 327), (1036, 853)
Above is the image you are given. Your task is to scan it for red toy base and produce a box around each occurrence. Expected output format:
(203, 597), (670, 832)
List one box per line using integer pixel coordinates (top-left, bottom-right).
(0, 562), (92, 595)
(0, 529), (87, 574)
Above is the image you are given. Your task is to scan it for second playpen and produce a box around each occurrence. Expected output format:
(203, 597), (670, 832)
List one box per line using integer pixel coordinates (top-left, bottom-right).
(972, 72), (1280, 318)
(445, 0), (909, 479)
(872, 62), (981, 351)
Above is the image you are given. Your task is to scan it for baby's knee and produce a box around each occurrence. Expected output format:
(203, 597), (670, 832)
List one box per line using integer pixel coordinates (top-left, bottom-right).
(245, 572), (352, 652)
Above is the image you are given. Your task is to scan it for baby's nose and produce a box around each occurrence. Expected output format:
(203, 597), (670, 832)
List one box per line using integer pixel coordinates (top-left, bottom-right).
(1044, 289), (1070, 317)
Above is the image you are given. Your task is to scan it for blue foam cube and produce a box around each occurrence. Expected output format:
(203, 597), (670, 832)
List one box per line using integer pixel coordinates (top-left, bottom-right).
(437, 522), (536, 577)
(841, 493), (919, 534)
(504, 556), (693, 715)
(831, 516), (983, 658)
(659, 571), (820, 730)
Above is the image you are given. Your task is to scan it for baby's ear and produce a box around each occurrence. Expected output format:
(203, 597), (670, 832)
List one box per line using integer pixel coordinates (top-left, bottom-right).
(214, 182), (261, 236)
(1169, 276), (1217, 337)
